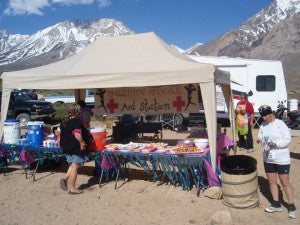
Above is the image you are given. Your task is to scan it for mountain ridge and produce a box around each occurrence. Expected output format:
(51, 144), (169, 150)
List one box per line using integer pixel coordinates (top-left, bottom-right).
(189, 0), (300, 99)
(0, 18), (134, 71)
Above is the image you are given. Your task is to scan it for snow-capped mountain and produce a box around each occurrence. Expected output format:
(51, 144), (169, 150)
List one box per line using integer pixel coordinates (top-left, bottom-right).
(185, 43), (202, 55)
(170, 44), (186, 54)
(189, 0), (299, 56)
(0, 19), (133, 71)
(189, 0), (300, 99)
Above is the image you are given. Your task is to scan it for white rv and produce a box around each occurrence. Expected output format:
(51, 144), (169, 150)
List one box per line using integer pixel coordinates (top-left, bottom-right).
(188, 55), (288, 118)
(152, 56), (287, 128)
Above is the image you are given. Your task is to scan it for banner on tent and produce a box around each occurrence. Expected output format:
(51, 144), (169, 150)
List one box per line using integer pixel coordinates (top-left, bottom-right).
(94, 83), (200, 115)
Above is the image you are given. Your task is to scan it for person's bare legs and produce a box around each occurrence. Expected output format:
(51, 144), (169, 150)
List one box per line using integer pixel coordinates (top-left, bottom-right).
(64, 164), (72, 182)
(278, 174), (294, 204)
(67, 163), (81, 192)
(266, 173), (279, 202)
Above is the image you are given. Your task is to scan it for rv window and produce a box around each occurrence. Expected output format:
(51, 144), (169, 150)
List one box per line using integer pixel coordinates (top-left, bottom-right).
(256, 75), (275, 92)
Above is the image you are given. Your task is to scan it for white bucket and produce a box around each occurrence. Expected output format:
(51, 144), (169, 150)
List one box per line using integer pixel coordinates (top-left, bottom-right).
(4, 119), (21, 144)
(288, 99), (298, 112)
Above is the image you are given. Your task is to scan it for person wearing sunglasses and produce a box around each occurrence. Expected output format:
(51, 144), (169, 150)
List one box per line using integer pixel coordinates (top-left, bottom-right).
(257, 105), (296, 219)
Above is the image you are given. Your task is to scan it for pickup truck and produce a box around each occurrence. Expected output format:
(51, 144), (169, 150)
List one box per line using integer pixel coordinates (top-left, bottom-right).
(0, 91), (55, 127)
(44, 89), (94, 106)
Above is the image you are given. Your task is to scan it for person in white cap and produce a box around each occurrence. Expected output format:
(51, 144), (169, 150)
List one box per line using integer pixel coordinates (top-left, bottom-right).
(257, 105), (296, 219)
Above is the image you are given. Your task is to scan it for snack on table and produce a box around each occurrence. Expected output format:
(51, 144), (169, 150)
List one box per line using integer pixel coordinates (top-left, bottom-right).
(105, 143), (120, 150)
(148, 142), (168, 147)
(171, 143), (202, 153)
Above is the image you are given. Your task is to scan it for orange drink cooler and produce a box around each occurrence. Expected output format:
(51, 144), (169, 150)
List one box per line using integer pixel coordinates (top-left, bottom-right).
(90, 127), (107, 150)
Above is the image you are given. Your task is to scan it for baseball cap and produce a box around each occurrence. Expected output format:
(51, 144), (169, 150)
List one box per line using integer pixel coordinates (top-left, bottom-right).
(258, 105), (273, 116)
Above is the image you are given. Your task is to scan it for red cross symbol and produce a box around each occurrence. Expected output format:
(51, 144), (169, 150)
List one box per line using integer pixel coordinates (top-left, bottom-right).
(173, 96), (186, 112)
(107, 98), (119, 113)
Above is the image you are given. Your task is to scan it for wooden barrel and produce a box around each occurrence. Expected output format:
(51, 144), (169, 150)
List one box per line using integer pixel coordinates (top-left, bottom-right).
(221, 155), (259, 208)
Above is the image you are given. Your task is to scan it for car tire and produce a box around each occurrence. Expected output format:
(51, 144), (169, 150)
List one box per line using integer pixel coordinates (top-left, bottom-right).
(16, 113), (31, 127)
(174, 113), (184, 126)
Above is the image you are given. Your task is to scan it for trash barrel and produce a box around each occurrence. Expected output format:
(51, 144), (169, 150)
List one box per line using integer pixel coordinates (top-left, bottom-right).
(220, 155), (259, 208)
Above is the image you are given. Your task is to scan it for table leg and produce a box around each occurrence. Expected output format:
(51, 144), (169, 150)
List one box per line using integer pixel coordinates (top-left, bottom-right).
(33, 160), (40, 181)
(115, 169), (120, 190)
(99, 170), (104, 187)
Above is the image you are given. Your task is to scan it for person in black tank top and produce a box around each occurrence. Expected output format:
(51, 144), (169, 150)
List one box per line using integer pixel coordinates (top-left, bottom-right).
(59, 104), (90, 194)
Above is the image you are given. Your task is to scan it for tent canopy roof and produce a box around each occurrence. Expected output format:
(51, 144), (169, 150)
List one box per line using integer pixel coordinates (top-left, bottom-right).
(1, 32), (230, 90)
(0, 32), (235, 173)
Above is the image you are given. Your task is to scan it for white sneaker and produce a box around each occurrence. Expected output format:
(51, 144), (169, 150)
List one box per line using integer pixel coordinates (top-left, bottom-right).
(288, 210), (296, 219)
(247, 148), (254, 153)
(265, 206), (283, 213)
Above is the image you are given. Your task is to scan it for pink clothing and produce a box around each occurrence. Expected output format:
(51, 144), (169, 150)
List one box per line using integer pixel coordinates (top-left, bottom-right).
(72, 129), (82, 135)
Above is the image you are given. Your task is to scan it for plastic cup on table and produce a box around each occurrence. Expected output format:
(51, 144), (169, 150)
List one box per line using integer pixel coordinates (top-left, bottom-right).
(263, 136), (269, 143)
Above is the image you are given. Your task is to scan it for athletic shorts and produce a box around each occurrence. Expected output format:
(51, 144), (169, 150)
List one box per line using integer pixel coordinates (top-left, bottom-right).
(66, 154), (88, 165)
(264, 163), (290, 174)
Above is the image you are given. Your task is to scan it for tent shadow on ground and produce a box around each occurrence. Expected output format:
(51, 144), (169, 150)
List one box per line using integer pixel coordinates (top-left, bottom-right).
(78, 168), (175, 191)
(258, 176), (288, 209)
(0, 167), (19, 175)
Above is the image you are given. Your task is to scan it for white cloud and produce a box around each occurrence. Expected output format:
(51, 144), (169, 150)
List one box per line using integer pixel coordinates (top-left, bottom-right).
(4, 0), (112, 16)
(4, 0), (49, 15)
(51, 0), (94, 5)
(97, 0), (111, 7)
(50, 0), (111, 8)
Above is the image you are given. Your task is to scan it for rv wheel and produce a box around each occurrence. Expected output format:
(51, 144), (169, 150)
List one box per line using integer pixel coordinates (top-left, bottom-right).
(174, 113), (184, 126)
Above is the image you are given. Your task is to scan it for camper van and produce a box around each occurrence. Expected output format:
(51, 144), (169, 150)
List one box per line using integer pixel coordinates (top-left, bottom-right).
(189, 55), (287, 109)
(179, 55), (288, 127)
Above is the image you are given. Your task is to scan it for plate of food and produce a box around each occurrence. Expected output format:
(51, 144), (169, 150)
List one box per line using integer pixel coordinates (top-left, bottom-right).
(169, 144), (203, 154)
(105, 143), (120, 151)
(119, 149), (131, 153)
(148, 142), (168, 148)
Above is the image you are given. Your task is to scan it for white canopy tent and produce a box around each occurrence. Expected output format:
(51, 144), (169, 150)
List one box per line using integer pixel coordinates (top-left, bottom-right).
(1, 32), (235, 172)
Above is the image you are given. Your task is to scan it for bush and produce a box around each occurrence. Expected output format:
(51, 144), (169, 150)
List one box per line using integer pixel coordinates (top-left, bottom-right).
(52, 103), (118, 125)
(53, 103), (70, 123)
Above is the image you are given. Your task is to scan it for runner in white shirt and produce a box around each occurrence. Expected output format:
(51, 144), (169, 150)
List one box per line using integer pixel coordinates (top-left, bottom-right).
(257, 105), (296, 219)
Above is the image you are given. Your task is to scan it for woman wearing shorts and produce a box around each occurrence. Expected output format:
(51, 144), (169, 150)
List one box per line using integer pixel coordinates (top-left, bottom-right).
(59, 104), (90, 194)
(257, 105), (296, 219)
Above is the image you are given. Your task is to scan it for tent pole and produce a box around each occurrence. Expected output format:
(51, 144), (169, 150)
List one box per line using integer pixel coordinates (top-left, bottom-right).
(200, 82), (217, 173)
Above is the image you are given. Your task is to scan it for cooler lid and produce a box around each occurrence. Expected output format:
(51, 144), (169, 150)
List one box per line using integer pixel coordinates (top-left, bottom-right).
(27, 121), (45, 126)
(4, 119), (20, 123)
(90, 127), (106, 132)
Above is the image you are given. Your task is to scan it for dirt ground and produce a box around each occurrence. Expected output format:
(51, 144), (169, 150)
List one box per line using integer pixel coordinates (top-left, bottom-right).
(0, 125), (299, 225)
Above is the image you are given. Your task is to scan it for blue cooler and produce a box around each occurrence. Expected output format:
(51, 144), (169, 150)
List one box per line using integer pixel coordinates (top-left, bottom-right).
(27, 121), (44, 146)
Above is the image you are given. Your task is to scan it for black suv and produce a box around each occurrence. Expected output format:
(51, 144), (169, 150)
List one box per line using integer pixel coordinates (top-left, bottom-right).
(0, 91), (54, 126)
(17, 89), (38, 100)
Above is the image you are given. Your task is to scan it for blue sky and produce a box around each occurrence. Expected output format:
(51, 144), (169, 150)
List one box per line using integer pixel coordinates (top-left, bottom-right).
(0, 0), (273, 49)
